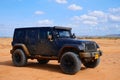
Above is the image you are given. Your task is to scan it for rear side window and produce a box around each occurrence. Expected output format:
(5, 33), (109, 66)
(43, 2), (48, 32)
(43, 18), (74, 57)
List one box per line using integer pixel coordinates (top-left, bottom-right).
(26, 29), (38, 45)
(13, 29), (25, 43)
(39, 28), (52, 39)
(39, 29), (47, 39)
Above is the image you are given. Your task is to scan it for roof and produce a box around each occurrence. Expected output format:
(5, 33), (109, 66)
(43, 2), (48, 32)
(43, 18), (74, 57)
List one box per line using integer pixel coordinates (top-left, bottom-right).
(54, 26), (72, 30)
(15, 27), (51, 30)
(15, 26), (72, 30)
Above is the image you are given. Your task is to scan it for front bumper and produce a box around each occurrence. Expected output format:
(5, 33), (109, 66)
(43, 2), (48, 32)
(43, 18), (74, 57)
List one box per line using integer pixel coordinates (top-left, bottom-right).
(80, 50), (102, 58)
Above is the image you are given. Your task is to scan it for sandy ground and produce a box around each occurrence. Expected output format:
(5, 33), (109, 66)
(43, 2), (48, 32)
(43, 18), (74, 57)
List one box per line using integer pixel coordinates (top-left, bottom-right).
(0, 38), (120, 80)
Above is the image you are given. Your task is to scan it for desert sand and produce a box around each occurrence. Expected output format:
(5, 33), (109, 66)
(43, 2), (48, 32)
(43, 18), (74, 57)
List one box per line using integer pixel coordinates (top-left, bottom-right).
(0, 38), (120, 80)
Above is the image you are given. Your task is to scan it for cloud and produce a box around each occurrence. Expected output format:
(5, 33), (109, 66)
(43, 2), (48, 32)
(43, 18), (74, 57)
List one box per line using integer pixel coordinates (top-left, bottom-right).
(109, 7), (120, 14)
(109, 14), (120, 22)
(72, 14), (98, 26)
(72, 10), (108, 26)
(72, 15), (98, 26)
(88, 11), (108, 23)
(68, 4), (83, 11)
(88, 11), (106, 17)
(79, 14), (98, 25)
(82, 21), (98, 25)
(108, 8), (120, 22)
(55, 0), (67, 4)
(37, 19), (53, 26)
(80, 14), (97, 21)
(71, 7), (120, 29)
(35, 11), (44, 15)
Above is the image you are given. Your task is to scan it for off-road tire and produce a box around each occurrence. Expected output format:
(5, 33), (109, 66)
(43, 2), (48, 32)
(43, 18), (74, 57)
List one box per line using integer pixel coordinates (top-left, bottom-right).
(12, 49), (27, 67)
(37, 59), (49, 64)
(83, 58), (100, 68)
(60, 52), (81, 75)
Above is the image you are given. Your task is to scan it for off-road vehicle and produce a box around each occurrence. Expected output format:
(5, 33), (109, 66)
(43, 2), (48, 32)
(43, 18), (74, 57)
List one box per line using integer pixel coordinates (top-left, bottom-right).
(10, 26), (102, 74)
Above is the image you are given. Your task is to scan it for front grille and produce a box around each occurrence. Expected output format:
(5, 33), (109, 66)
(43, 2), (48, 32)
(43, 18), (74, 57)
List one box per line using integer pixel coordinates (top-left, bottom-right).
(85, 42), (97, 52)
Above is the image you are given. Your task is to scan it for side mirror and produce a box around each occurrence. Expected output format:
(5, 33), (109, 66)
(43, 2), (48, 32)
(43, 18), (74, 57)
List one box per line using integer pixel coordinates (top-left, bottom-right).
(56, 34), (60, 38)
(72, 33), (76, 38)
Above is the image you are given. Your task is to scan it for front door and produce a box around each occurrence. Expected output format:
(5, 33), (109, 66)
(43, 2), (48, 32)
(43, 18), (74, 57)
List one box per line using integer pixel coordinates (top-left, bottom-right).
(37, 28), (58, 56)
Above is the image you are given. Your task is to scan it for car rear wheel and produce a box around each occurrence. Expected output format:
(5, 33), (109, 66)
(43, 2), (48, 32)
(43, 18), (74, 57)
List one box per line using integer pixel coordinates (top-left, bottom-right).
(12, 49), (27, 67)
(60, 52), (81, 75)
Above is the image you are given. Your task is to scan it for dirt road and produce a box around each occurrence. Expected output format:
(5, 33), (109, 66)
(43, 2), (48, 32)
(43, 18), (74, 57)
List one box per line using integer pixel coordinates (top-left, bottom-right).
(0, 38), (120, 80)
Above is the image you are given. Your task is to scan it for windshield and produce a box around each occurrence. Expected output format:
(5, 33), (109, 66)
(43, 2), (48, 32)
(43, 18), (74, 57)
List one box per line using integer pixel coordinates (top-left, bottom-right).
(55, 29), (71, 38)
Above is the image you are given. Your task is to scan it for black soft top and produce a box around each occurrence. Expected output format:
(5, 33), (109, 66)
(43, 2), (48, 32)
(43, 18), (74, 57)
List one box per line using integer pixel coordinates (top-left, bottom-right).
(15, 26), (71, 30)
(54, 26), (72, 30)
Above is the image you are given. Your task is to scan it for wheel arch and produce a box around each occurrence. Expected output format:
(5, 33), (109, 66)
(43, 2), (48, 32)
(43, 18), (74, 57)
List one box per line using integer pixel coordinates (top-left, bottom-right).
(58, 44), (81, 62)
(11, 44), (30, 56)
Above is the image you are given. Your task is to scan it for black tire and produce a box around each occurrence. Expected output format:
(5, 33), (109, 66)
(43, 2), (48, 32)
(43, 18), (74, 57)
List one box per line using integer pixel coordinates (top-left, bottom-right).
(12, 49), (27, 67)
(37, 59), (49, 64)
(60, 52), (81, 75)
(83, 58), (100, 68)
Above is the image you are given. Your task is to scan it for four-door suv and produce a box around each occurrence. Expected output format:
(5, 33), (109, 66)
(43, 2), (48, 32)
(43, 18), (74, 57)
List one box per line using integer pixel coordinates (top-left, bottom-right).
(10, 26), (102, 74)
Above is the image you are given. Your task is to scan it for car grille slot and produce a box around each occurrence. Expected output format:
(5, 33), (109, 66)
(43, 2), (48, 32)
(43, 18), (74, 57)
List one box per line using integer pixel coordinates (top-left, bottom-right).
(85, 42), (96, 52)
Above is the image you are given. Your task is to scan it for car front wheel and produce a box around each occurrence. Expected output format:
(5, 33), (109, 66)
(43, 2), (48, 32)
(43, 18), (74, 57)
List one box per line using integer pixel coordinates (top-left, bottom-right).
(60, 52), (81, 74)
(83, 58), (100, 68)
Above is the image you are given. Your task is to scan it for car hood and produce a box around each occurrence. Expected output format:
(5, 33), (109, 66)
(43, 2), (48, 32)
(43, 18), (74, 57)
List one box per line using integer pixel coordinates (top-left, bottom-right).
(56, 38), (95, 45)
(55, 38), (99, 49)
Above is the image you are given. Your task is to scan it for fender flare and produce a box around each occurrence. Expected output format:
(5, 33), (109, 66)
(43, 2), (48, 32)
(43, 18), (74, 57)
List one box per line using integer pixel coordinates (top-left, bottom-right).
(58, 44), (84, 62)
(11, 44), (30, 56)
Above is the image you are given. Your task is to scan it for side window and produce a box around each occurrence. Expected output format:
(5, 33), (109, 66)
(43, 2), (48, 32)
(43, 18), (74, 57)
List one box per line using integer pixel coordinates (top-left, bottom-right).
(39, 29), (48, 39)
(14, 29), (25, 42)
(55, 29), (71, 38)
(26, 29), (38, 44)
(39, 28), (52, 40)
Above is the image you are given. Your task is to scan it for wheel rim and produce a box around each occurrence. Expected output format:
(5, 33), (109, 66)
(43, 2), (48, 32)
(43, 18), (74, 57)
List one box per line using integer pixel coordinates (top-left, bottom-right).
(63, 56), (74, 68)
(14, 53), (21, 63)
(60, 52), (81, 74)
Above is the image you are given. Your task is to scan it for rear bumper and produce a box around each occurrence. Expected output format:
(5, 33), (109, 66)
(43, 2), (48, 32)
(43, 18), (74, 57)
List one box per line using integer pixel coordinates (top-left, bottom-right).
(80, 50), (102, 58)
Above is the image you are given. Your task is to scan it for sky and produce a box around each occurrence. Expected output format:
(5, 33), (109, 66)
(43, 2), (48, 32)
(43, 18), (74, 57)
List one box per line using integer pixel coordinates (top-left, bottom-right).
(0, 0), (120, 37)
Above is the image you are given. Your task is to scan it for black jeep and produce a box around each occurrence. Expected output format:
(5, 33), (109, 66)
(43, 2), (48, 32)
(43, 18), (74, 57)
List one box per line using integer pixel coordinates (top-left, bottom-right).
(10, 26), (102, 74)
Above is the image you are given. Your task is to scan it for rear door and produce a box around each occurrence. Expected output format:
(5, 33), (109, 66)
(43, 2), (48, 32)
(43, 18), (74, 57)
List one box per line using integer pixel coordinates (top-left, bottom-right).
(25, 29), (39, 54)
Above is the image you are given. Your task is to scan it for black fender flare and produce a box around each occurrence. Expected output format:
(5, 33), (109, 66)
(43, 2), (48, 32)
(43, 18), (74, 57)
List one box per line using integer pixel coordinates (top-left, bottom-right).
(58, 44), (84, 62)
(11, 44), (30, 56)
